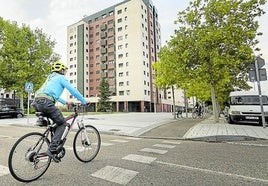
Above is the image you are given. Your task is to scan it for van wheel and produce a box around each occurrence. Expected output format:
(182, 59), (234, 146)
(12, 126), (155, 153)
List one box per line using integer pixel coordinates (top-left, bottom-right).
(227, 116), (234, 124)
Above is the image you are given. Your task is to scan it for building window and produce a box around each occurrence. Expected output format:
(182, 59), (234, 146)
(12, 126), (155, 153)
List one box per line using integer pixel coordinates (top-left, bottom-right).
(118, 27), (122, 32)
(117, 10), (122, 14)
(119, 91), (124, 96)
(119, 82), (124, 86)
(117, 18), (122, 23)
(118, 36), (123, 41)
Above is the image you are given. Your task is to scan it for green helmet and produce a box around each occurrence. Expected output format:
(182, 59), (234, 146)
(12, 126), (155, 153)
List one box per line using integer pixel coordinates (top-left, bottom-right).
(51, 62), (67, 72)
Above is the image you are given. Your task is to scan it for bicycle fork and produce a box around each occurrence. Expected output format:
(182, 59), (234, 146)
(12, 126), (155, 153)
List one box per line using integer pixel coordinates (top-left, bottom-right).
(78, 121), (91, 147)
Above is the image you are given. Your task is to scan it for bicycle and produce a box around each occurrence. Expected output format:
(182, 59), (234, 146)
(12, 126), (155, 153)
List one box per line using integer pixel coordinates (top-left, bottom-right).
(192, 107), (204, 119)
(8, 104), (101, 182)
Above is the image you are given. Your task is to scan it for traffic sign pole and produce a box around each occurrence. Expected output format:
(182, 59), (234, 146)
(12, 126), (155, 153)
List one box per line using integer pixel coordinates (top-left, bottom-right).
(254, 59), (266, 128)
(25, 82), (34, 125)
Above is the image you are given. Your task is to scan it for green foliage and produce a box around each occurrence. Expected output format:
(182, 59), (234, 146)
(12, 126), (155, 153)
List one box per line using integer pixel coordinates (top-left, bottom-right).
(0, 17), (60, 98)
(97, 77), (112, 112)
(154, 0), (266, 121)
(154, 0), (266, 104)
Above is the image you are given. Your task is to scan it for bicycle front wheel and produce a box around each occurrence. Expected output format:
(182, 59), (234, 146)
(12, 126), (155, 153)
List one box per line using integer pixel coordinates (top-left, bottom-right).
(73, 125), (101, 163)
(199, 112), (204, 119)
(192, 110), (197, 119)
(8, 132), (51, 182)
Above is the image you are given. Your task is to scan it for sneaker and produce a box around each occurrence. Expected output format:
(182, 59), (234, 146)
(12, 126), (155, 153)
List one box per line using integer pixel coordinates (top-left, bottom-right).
(45, 150), (61, 163)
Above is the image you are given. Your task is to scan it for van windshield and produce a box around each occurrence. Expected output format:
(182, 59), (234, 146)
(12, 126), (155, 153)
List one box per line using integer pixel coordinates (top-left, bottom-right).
(230, 95), (268, 105)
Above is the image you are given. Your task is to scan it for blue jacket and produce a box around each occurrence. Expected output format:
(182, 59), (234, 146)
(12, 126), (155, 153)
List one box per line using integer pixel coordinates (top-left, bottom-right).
(36, 72), (87, 105)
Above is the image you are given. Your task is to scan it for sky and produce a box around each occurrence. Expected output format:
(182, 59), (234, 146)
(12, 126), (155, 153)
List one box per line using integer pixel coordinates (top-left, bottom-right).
(0, 0), (267, 92)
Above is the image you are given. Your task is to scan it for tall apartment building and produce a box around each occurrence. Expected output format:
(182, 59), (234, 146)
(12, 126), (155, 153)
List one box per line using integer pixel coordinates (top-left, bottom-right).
(67, 0), (178, 112)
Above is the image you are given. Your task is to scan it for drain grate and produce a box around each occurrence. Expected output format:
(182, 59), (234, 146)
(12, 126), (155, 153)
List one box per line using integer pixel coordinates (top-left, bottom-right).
(109, 129), (120, 132)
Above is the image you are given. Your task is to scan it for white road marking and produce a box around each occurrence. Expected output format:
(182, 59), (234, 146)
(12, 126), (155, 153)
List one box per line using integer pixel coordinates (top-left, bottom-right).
(153, 144), (175, 149)
(124, 137), (141, 140)
(91, 165), (138, 185)
(140, 148), (167, 154)
(122, 154), (157, 164)
(0, 165), (9, 176)
(110, 139), (129, 143)
(156, 161), (268, 184)
(226, 142), (268, 147)
(162, 140), (181, 145)
(0, 135), (12, 139)
(101, 142), (114, 146)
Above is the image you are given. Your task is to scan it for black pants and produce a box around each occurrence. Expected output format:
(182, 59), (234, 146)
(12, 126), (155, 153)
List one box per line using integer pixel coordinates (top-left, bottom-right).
(33, 98), (66, 152)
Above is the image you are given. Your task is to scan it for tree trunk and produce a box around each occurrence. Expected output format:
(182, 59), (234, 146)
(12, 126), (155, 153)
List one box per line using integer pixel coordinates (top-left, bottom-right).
(20, 94), (24, 110)
(210, 84), (219, 123)
(172, 86), (176, 119)
(183, 90), (188, 118)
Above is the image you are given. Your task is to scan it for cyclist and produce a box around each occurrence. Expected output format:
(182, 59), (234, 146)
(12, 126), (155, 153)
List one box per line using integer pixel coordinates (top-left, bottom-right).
(32, 61), (89, 162)
(194, 101), (202, 116)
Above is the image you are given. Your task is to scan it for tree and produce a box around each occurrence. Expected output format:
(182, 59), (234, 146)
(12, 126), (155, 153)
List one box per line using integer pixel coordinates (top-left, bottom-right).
(97, 77), (112, 112)
(0, 17), (59, 102)
(155, 0), (266, 122)
(153, 46), (178, 117)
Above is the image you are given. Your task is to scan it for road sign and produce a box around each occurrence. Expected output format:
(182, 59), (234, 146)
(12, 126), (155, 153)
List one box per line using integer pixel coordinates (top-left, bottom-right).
(25, 82), (34, 93)
(257, 57), (265, 69)
(249, 68), (267, 82)
(248, 57), (265, 70)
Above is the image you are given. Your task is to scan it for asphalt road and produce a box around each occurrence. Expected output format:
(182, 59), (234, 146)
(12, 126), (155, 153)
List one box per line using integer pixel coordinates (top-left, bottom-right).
(1, 125), (267, 186)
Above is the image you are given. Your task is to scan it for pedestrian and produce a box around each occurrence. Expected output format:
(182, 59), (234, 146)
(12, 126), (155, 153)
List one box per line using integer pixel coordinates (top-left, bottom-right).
(32, 61), (89, 162)
(176, 107), (183, 118)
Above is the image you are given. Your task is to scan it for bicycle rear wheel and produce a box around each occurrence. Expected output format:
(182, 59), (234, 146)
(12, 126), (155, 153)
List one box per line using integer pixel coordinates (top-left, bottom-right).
(73, 125), (101, 163)
(8, 132), (51, 182)
(192, 110), (197, 119)
(199, 112), (204, 119)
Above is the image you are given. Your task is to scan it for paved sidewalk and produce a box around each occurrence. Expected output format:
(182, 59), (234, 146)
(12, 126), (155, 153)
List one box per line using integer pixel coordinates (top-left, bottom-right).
(183, 117), (268, 141)
(0, 113), (267, 141)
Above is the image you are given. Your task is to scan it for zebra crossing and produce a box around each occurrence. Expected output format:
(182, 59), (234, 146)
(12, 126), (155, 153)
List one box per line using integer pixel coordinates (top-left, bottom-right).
(0, 135), (182, 185)
(90, 137), (182, 185)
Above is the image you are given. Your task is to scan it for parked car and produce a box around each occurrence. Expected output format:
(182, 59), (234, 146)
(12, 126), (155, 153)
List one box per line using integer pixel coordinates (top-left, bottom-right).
(0, 106), (24, 118)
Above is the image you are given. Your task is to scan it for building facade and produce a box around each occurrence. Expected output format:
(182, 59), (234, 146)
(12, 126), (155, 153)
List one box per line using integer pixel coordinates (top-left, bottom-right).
(67, 0), (183, 112)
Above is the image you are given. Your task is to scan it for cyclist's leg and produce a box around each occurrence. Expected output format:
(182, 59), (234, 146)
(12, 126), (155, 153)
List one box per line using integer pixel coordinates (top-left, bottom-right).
(34, 98), (66, 153)
(46, 106), (66, 153)
(45, 105), (66, 163)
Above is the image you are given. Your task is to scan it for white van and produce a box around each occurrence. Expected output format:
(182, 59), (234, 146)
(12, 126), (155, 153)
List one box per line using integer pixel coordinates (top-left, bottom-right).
(227, 91), (268, 124)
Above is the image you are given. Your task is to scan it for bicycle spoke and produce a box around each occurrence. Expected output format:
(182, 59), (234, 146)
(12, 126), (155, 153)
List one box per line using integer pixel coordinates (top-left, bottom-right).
(73, 125), (101, 162)
(8, 132), (51, 182)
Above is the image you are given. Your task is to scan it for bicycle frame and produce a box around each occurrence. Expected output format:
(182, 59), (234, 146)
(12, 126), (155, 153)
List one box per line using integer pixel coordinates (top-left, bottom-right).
(35, 105), (83, 159)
